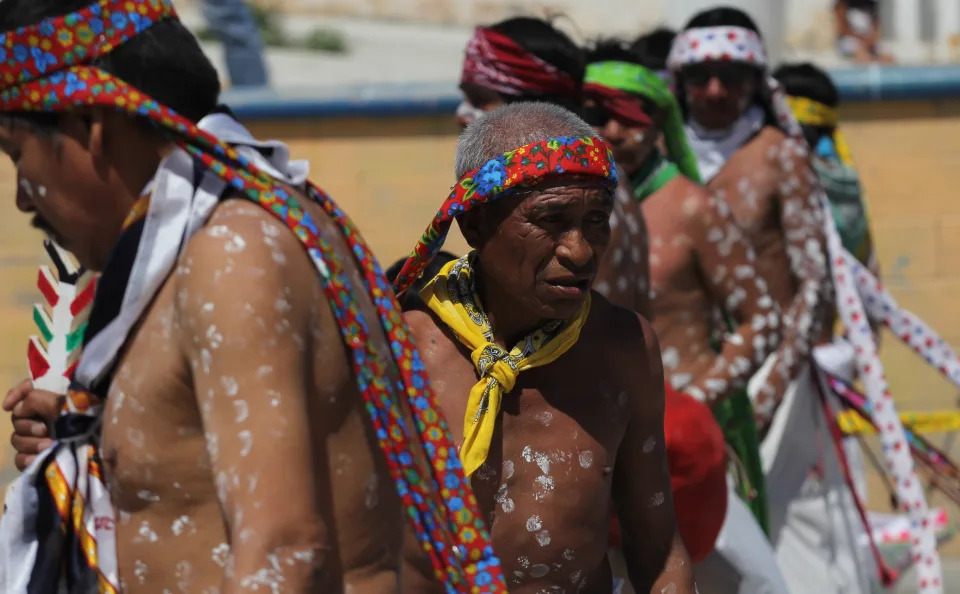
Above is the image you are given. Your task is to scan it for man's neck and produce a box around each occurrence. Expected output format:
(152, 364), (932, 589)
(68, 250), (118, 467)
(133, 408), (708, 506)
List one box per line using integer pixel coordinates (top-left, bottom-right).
(475, 265), (547, 348)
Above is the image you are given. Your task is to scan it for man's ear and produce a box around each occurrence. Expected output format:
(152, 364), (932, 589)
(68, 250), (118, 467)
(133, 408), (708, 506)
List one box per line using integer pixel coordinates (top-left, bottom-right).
(86, 108), (106, 157)
(457, 210), (485, 250)
(57, 108), (100, 155)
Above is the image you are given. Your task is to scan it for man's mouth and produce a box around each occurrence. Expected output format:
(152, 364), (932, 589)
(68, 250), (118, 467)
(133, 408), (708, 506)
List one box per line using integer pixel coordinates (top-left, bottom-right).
(545, 277), (591, 297)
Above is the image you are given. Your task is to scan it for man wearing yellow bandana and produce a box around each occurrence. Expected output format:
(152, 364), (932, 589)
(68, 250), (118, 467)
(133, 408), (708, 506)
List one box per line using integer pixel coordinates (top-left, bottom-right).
(400, 102), (696, 593)
(775, 62), (877, 274)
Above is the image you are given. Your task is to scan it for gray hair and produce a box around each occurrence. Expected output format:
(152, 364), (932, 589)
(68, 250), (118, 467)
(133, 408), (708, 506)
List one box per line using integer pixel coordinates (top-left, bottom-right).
(454, 102), (596, 178)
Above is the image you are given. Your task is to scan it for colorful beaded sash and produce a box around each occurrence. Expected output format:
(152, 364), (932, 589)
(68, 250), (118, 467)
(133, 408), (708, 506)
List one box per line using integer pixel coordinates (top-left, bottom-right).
(0, 0), (504, 590)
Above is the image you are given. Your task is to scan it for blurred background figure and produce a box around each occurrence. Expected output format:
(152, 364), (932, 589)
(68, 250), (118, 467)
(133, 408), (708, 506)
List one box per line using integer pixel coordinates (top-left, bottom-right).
(834, 0), (894, 63)
(455, 17), (584, 127)
(202, 0), (269, 87)
(775, 62), (878, 273)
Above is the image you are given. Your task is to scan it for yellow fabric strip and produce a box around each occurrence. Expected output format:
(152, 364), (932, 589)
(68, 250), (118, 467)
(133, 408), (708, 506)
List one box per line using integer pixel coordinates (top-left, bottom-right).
(122, 194), (151, 231)
(838, 409), (960, 435)
(421, 254), (590, 477)
(786, 95), (855, 167)
(786, 95), (838, 127)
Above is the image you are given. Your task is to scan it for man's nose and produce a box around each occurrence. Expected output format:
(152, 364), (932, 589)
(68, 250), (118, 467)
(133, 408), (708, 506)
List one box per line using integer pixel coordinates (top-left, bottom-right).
(557, 228), (595, 269)
(603, 118), (623, 142)
(706, 76), (726, 98)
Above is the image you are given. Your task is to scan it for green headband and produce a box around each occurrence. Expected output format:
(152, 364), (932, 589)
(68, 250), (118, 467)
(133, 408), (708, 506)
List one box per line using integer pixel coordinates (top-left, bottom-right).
(584, 61), (701, 183)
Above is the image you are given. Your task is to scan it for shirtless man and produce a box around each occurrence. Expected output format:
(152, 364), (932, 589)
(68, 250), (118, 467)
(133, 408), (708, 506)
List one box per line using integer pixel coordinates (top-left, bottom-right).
(669, 7), (830, 428)
(582, 41), (787, 592)
(394, 102), (695, 593)
(669, 9), (876, 594)
(0, 0), (500, 591)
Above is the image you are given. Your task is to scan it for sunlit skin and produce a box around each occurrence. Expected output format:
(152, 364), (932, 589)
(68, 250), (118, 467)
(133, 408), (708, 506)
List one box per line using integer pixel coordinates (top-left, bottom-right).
(682, 61), (762, 132)
(402, 181), (696, 594)
(2, 109), (422, 592)
(680, 64), (832, 422)
(590, 100), (780, 407)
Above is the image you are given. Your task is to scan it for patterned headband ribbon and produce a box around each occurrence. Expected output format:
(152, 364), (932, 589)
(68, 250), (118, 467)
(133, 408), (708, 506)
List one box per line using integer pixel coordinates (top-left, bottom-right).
(786, 95), (839, 127)
(667, 26), (768, 71)
(786, 94), (854, 165)
(461, 26), (579, 99)
(584, 60), (702, 183)
(392, 136), (618, 294)
(0, 0), (507, 590)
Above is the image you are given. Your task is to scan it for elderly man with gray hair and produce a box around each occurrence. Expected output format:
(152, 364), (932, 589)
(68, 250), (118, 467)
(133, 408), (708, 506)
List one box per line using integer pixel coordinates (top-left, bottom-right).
(393, 102), (695, 594)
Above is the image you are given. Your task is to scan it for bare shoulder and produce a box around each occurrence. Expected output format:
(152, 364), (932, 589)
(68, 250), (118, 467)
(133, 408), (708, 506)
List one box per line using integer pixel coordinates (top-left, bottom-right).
(584, 291), (655, 355)
(173, 198), (320, 324)
(402, 308), (442, 342)
(666, 176), (713, 221)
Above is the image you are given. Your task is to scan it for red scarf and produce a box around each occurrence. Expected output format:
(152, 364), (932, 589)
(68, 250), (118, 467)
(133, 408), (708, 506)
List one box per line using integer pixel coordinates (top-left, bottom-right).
(461, 26), (579, 99)
(582, 82), (653, 128)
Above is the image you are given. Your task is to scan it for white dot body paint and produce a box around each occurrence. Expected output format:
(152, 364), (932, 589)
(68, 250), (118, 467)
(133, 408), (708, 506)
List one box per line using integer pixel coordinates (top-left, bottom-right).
(211, 543), (231, 568)
(238, 430), (253, 457)
(530, 564), (550, 578)
(578, 451), (594, 469)
(652, 491), (665, 507)
(503, 460), (515, 480)
(642, 436), (656, 454)
(536, 530), (551, 546)
(133, 560), (148, 584)
(526, 515), (542, 532)
(18, 178), (34, 200)
(171, 515), (196, 536)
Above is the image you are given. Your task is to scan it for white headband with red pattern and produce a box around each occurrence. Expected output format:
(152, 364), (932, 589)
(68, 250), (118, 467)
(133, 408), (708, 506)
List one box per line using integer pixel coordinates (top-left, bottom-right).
(666, 26), (768, 71)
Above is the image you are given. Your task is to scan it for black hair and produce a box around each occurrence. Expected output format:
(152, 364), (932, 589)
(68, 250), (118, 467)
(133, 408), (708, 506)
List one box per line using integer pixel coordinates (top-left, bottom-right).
(684, 6), (762, 34)
(585, 38), (639, 65)
(384, 251), (460, 312)
(773, 62), (840, 147)
(487, 16), (585, 111)
(0, 0), (220, 125)
(629, 27), (676, 71)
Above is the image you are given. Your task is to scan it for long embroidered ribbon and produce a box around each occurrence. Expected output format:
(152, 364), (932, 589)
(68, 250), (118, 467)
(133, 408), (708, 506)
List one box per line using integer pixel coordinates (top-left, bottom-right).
(766, 71), (944, 593)
(583, 60), (701, 183)
(420, 254), (590, 477)
(392, 135), (618, 294)
(0, 0), (505, 590)
(843, 250), (960, 389)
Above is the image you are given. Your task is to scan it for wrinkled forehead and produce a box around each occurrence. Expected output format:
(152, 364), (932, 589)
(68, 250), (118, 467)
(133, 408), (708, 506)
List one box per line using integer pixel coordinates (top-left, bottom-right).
(496, 177), (615, 218)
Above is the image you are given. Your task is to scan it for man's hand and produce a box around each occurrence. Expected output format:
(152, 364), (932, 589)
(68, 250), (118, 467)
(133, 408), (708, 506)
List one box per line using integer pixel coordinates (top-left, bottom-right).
(3, 378), (61, 470)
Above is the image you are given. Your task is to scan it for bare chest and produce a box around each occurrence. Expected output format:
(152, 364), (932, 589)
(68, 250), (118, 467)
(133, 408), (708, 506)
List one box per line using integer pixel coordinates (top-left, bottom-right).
(423, 336), (628, 590)
(712, 155), (780, 238)
(99, 281), (226, 592)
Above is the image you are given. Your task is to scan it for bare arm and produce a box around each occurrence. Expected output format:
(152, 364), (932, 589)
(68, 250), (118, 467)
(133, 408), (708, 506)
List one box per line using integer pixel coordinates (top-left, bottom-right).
(614, 314), (696, 593)
(764, 140), (831, 415)
(683, 186), (781, 405)
(177, 207), (327, 592)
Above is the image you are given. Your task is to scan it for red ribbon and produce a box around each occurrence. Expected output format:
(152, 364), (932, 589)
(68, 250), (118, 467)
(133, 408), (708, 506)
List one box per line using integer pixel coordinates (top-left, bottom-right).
(582, 82), (653, 128)
(461, 27), (579, 99)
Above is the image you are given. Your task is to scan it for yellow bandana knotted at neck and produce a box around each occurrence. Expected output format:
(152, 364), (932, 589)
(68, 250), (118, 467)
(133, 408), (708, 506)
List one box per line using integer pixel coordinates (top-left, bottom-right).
(420, 254), (590, 477)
